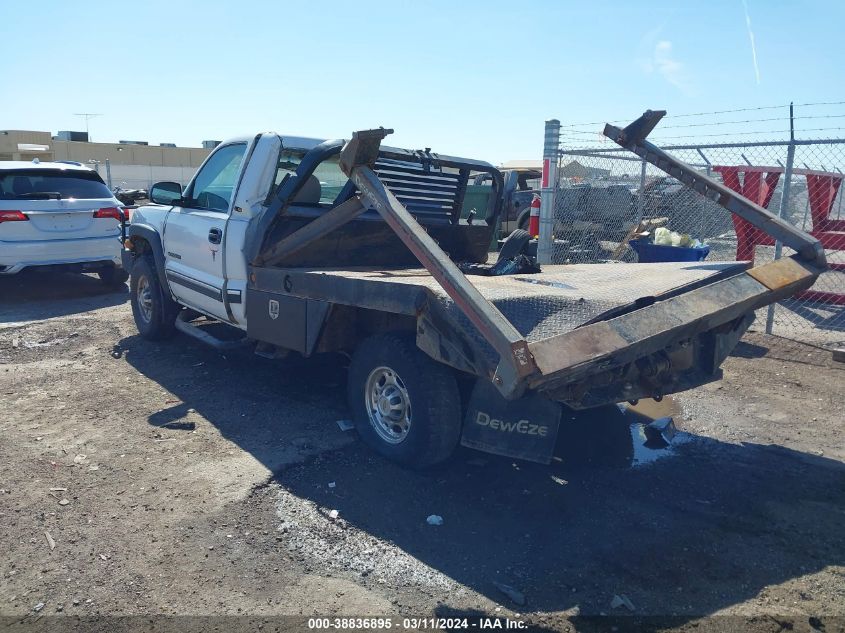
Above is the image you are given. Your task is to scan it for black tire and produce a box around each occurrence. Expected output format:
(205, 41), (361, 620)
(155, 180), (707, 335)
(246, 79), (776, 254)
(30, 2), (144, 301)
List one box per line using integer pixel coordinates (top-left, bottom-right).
(97, 266), (129, 287)
(347, 333), (462, 468)
(130, 255), (179, 340)
(497, 228), (531, 262)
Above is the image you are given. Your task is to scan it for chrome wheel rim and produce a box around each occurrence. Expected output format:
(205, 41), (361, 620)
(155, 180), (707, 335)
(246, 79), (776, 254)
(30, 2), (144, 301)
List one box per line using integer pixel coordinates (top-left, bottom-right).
(365, 366), (412, 444)
(137, 276), (153, 323)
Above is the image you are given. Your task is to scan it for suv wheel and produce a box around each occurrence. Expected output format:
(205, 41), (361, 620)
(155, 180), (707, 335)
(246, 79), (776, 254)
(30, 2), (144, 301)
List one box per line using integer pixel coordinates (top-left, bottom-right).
(130, 256), (179, 340)
(98, 265), (129, 287)
(347, 333), (462, 468)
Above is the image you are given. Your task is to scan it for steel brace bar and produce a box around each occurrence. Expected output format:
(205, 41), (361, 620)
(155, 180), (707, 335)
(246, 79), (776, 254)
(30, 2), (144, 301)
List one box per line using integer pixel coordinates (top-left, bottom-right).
(338, 129), (536, 397)
(257, 197), (366, 267)
(604, 110), (827, 268)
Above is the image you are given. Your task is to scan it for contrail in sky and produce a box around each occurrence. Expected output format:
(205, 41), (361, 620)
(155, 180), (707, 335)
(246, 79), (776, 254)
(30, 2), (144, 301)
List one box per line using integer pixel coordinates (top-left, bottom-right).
(741, 0), (761, 84)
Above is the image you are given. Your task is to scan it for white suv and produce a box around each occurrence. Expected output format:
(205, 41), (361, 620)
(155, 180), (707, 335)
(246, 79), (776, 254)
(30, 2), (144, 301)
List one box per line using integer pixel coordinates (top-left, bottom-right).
(0, 160), (128, 285)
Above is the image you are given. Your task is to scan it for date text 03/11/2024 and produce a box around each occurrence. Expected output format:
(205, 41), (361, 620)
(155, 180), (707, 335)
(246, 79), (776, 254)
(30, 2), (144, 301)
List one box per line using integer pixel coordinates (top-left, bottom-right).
(306, 617), (528, 629)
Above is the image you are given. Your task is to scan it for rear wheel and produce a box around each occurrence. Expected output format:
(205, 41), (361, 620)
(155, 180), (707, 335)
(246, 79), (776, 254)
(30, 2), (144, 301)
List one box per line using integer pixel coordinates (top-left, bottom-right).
(347, 333), (462, 468)
(97, 265), (129, 287)
(130, 255), (179, 340)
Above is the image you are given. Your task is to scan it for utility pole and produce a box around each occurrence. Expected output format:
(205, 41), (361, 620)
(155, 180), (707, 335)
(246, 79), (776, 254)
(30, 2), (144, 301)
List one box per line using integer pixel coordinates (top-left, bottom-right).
(73, 113), (103, 141)
(765, 102), (795, 334)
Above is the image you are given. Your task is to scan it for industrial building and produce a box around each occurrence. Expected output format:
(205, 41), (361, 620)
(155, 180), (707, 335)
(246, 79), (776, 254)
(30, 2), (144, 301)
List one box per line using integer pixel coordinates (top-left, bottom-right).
(0, 130), (216, 189)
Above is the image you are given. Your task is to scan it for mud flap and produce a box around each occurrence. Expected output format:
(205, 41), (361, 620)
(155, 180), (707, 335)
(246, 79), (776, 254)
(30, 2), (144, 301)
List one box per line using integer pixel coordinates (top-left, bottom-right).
(461, 379), (562, 464)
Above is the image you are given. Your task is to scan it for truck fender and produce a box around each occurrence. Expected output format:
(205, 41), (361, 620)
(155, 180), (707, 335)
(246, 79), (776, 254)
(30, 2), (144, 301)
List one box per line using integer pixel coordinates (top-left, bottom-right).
(125, 223), (169, 290)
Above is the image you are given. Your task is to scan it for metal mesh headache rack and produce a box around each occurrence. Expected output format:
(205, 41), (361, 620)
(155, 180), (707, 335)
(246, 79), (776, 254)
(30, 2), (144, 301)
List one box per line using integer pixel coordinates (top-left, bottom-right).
(249, 113), (825, 406)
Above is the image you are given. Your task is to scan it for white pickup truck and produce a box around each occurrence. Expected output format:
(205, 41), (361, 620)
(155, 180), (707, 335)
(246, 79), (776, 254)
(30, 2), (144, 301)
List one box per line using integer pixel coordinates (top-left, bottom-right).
(121, 112), (825, 468)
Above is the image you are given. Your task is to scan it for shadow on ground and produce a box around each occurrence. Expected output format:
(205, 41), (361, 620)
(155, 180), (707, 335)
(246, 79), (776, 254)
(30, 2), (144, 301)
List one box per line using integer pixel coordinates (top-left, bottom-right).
(118, 327), (845, 622)
(0, 269), (127, 322)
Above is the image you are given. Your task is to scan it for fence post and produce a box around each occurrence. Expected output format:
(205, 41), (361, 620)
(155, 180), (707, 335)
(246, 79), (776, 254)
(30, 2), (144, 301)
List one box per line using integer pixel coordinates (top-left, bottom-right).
(635, 157), (647, 223)
(538, 119), (560, 265)
(765, 103), (796, 334)
(105, 158), (112, 189)
(695, 148), (712, 237)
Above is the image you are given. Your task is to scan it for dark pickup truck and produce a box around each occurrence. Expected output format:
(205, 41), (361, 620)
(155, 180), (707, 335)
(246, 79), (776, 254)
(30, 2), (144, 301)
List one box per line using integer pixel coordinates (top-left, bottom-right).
(120, 110), (825, 468)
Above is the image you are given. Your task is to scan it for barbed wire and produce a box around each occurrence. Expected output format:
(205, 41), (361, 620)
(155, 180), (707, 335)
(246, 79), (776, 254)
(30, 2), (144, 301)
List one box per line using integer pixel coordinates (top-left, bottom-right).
(651, 127), (845, 141)
(658, 113), (845, 130)
(558, 126), (845, 144)
(557, 101), (845, 131)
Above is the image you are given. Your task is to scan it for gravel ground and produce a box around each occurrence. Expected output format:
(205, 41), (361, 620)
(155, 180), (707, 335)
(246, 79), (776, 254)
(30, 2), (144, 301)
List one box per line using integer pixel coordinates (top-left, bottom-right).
(1, 269), (844, 632)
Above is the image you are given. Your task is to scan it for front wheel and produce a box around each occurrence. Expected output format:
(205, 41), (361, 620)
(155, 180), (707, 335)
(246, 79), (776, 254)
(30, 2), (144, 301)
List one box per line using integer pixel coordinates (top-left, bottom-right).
(130, 256), (179, 340)
(347, 333), (462, 468)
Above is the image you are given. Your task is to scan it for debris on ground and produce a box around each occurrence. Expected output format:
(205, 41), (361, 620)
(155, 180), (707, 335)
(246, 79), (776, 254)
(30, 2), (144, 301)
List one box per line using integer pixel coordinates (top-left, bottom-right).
(644, 416), (677, 446)
(33, 603), (44, 612)
(611, 594), (636, 611)
(73, 454), (87, 464)
(494, 581), (526, 606)
(328, 509), (339, 520)
(44, 531), (55, 550)
(426, 515), (443, 526)
(336, 419), (354, 432)
(328, 482), (336, 488)
(58, 499), (69, 506)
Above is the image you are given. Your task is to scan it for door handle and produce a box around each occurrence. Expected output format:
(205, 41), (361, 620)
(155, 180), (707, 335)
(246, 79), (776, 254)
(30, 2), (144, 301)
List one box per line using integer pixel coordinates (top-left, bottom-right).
(208, 227), (222, 244)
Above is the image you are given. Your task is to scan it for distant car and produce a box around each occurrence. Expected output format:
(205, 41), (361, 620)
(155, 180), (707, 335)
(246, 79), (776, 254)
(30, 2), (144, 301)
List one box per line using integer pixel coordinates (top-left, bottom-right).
(0, 160), (128, 285)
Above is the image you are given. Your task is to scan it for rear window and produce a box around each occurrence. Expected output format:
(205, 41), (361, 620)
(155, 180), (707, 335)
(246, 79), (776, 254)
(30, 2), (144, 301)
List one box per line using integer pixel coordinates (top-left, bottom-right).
(0, 168), (113, 200)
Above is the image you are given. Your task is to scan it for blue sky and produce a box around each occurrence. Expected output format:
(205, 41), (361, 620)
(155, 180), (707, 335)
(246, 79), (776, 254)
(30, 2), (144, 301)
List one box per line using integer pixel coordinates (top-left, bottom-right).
(2, 0), (843, 163)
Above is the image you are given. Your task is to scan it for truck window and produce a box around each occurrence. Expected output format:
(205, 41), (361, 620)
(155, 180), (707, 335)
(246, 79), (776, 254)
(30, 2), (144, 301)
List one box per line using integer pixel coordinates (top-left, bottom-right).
(189, 143), (247, 212)
(273, 150), (349, 205)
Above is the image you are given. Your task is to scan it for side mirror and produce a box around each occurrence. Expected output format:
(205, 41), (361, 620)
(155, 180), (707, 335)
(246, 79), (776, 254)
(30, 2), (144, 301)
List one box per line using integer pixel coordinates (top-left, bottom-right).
(150, 181), (183, 205)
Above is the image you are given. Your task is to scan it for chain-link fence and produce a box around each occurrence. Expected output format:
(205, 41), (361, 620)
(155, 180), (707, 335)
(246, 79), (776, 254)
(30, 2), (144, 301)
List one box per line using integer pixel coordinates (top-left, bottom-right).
(538, 114), (845, 350)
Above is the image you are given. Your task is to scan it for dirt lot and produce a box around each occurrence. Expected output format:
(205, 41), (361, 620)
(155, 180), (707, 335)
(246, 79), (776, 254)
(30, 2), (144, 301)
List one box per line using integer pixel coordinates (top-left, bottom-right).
(1, 269), (844, 632)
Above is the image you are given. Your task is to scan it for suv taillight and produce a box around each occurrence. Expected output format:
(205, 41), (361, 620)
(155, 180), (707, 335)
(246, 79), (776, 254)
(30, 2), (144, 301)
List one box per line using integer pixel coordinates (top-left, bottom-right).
(0, 210), (28, 223)
(93, 207), (124, 221)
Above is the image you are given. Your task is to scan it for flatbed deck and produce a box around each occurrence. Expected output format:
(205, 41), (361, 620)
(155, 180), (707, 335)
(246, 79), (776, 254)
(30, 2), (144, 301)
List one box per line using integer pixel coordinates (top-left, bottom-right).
(253, 260), (749, 362)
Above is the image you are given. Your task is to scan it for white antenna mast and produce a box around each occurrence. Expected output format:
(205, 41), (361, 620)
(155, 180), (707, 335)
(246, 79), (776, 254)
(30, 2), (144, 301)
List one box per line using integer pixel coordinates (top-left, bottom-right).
(73, 113), (103, 141)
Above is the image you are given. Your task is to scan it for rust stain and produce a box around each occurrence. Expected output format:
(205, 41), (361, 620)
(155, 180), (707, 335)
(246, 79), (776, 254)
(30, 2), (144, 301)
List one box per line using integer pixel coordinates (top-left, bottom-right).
(746, 258), (813, 291)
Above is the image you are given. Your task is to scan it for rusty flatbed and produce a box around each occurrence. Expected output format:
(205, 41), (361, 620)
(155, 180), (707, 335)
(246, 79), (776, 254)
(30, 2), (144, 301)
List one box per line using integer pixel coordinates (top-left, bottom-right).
(246, 112), (824, 411)
(257, 260), (747, 343)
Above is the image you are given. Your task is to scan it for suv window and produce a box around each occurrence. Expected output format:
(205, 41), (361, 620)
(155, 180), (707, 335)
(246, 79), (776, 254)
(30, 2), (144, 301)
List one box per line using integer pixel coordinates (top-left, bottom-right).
(188, 143), (247, 212)
(0, 169), (112, 200)
(272, 149), (348, 205)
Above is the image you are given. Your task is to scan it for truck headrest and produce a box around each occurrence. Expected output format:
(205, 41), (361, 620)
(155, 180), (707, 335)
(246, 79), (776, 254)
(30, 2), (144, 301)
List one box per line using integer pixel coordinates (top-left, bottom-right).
(293, 175), (321, 205)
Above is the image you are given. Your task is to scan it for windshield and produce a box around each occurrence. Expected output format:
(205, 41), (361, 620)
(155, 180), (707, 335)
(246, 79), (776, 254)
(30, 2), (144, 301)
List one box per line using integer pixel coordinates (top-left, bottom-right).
(0, 168), (113, 200)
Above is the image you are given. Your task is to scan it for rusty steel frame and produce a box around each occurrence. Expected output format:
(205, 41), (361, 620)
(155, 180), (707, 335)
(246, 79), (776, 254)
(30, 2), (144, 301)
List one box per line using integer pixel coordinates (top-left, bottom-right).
(338, 129), (536, 396)
(257, 197), (366, 267)
(603, 110), (827, 268)
(250, 118), (825, 404)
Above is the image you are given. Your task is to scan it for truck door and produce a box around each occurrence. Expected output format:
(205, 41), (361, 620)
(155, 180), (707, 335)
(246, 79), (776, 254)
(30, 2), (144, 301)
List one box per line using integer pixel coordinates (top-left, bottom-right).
(162, 142), (248, 320)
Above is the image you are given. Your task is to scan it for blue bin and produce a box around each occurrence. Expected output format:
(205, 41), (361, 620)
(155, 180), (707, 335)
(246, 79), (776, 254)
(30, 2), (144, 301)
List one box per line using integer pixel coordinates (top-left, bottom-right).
(629, 239), (710, 263)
